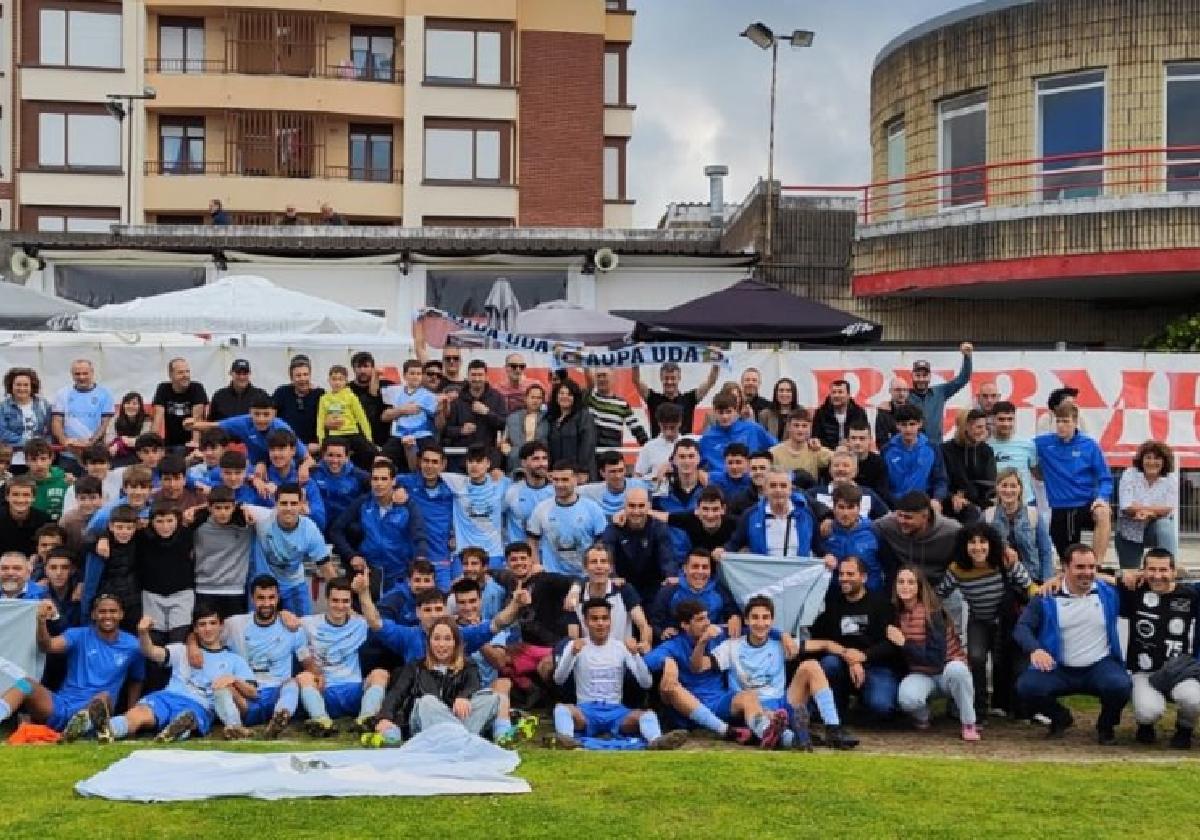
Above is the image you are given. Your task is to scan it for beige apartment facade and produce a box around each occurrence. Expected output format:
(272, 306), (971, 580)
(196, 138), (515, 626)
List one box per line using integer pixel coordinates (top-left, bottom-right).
(6, 0), (635, 232)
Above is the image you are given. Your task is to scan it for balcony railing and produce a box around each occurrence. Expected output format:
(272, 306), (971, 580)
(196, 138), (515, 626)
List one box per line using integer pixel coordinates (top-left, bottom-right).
(145, 57), (403, 83)
(784, 145), (1200, 224)
(145, 160), (402, 183)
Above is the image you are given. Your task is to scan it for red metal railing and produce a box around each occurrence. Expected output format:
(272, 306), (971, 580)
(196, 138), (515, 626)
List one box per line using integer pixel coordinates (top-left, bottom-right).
(783, 145), (1200, 224)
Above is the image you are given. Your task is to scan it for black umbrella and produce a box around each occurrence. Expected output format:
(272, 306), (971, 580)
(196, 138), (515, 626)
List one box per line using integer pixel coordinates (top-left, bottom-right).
(628, 279), (881, 344)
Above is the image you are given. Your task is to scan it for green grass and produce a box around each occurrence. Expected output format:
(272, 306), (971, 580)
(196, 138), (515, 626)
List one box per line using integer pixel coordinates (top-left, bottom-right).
(1, 740), (1198, 839)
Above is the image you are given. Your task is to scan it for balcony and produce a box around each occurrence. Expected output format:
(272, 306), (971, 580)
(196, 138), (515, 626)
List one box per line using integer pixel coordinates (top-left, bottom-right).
(146, 59), (404, 119)
(146, 0), (405, 16)
(143, 160), (404, 218)
(784, 146), (1200, 300)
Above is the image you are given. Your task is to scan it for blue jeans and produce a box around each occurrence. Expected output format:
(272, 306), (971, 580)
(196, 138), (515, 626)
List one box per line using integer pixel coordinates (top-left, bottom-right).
(1016, 655), (1132, 730)
(819, 654), (898, 720)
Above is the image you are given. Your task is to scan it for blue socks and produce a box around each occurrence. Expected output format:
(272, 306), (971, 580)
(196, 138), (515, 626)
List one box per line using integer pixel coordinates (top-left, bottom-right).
(553, 704), (575, 737)
(359, 684), (386, 720)
(688, 704), (728, 735)
(277, 681), (300, 716)
(300, 686), (328, 721)
(213, 688), (242, 727)
(813, 688), (840, 726)
(110, 715), (130, 739)
(637, 711), (663, 743)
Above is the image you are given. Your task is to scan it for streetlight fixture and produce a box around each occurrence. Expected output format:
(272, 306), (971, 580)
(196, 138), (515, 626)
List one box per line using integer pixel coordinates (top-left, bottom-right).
(740, 22), (814, 263)
(106, 86), (157, 225)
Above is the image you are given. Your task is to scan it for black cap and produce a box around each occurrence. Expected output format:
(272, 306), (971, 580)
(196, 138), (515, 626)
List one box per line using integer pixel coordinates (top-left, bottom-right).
(231, 358), (251, 373)
(912, 360), (932, 372)
(1047, 386), (1080, 411)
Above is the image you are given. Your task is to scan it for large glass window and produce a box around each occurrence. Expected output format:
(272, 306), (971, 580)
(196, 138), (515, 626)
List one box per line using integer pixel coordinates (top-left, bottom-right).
(40, 8), (121, 69)
(1038, 70), (1105, 200)
(886, 118), (906, 218)
(350, 27), (395, 81)
(604, 50), (625, 104)
(424, 122), (508, 183)
(349, 125), (393, 182)
(938, 91), (987, 208)
(425, 23), (508, 85)
(1166, 63), (1200, 191)
(158, 18), (205, 73)
(159, 118), (205, 173)
(37, 109), (121, 169)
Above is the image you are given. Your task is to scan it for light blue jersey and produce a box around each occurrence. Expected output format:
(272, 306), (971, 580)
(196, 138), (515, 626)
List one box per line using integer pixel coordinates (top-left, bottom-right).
(579, 478), (649, 519)
(162, 643), (255, 711)
(223, 614), (307, 688)
(442, 472), (511, 559)
(299, 614), (368, 686)
(503, 479), (554, 543)
(712, 636), (787, 702)
(526, 495), (608, 575)
(57, 626), (145, 706)
(989, 435), (1039, 505)
(52, 384), (114, 440)
(382, 384), (438, 439)
(251, 510), (328, 587)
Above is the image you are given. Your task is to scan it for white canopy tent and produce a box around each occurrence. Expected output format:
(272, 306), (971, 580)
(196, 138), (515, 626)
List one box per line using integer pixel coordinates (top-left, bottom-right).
(0, 282), (87, 329)
(74, 275), (390, 335)
(512, 300), (634, 344)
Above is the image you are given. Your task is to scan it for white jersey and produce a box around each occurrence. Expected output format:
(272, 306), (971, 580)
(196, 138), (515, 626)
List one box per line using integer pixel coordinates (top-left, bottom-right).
(552, 637), (651, 704)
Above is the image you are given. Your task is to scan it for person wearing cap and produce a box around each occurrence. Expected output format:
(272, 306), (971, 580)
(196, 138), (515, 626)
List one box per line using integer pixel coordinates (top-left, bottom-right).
(632, 358), (719, 437)
(906, 343), (973, 444)
(207, 359), (268, 423)
(349, 351), (396, 447)
(272, 355), (325, 451)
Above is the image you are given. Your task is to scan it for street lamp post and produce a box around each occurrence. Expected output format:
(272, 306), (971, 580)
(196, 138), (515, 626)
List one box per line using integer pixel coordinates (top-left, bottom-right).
(741, 23), (814, 265)
(106, 87), (157, 225)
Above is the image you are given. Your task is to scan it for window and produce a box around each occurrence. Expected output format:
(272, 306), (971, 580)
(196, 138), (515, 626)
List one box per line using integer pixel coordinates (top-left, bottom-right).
(604, 48), (626, 105)
(1037, 70), (1105, 200)
(604, 139), (626, 200)
(349, 124), (393, 182)
(22, 205), (119, 233)
(39, 7), (122, 68)
(885, 118), (906, 218)
(159, 117), (204, 174)
(424, 21), (511, 85)
(938, 91), (987, 208)
(605, 0), (628, 10)
(158, 18), (205, 73)
(32, 105), (121, 170)
(424, 121), (510, 183)
(350, 26), (395, 81)
(1166, 63), (1200, 191)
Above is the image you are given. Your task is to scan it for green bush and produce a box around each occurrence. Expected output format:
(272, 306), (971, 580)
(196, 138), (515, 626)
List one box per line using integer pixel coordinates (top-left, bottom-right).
(1146, 313), (1200, 350)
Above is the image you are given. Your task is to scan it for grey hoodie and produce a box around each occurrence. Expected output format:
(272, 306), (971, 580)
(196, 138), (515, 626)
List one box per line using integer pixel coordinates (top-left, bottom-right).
(874, 512), (961, 583)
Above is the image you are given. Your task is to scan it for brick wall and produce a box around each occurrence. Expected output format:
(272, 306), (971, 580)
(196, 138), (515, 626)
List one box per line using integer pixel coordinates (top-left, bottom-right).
(517, 30), (604, 226)
(869, 0), (1200, 219)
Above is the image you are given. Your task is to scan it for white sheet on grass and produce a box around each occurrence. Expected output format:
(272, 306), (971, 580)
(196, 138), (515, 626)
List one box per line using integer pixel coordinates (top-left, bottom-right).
(74, 724), (531, 801)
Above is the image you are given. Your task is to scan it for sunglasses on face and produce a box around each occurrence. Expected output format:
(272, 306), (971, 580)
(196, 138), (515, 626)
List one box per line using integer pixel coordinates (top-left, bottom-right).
(508, 363), (527, 370)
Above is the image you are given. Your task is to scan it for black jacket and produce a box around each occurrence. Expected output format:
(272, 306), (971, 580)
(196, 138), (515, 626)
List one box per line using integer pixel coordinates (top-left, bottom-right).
(443, 385), (507, 452)
(811, 397), (869, 450)
(941, 439), (997, 507)
(379, 660), (482, 728)
(547, 410), (598, 479)
(0, 503), (53, 556)
(874, 404), (898, 451)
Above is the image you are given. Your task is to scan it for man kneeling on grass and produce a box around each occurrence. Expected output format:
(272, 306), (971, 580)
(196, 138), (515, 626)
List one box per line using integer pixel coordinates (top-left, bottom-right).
(549, 597), (687, 750)
(103, 606), (256, 742)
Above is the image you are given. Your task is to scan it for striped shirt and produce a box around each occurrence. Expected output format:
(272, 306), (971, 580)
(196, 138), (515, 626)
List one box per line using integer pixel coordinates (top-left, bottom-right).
(898, 602), (966, 674)
(935, 562), (1035, 623)
(587, 390), (649, 449)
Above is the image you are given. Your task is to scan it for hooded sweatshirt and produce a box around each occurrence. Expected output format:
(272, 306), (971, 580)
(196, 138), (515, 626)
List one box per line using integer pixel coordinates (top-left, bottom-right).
(1033, 430), (1112, 509)
(874, 512), (961, 584)
(648, 577), (738, 636)
(698, 419), (777, 472)
(883, 432), (948, 500)
(941, 438), (997, 507)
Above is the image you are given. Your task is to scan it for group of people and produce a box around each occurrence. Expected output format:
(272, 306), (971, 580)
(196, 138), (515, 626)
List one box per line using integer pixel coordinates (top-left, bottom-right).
(0, 343), (1190, 753)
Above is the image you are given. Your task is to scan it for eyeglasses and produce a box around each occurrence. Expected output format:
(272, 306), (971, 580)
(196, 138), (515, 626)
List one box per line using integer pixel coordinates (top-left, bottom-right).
(508, 363), (527, 370)
(444, 356), (461, 363)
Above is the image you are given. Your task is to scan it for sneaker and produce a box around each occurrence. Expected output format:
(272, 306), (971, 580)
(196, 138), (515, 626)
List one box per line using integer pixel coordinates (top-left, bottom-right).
(1170, 726), (1193, 750)
(961, 724), (981, 742)
(223, 725), (254, 741)
(989, 707), (1009, 718)
(351, 716), (375, 734)
(758, 709), (789, 750)
(824, 725), (859, 750)
(494, 727), (519, 748)
(1032, 713), (1053, 726)
(263, 709), (291, 740)
(648, 729), (688, 751)
(62, 709), (92, 744)
(543, 733), (581, 750)
(304, 717), (338, 738)
(1046, 710), (1074, 739)
(1097, 726), (1118, 746)
(724, 726), (755, 746)
(360, 732), (384, 748)
(913, 716), (931, 731)
(1135, 724), (1157, 745)
(155, 710), (198, 743)
(513, 714), (539, 740)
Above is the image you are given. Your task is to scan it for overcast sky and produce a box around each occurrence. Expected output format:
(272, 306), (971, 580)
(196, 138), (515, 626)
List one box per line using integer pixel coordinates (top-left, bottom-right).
(628, 0), (966, 225)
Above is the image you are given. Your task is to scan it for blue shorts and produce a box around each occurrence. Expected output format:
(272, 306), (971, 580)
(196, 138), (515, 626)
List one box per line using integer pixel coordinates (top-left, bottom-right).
(698, 690), (739, 723)
(279, 583), (313, 617)
(323, 682), (363, 719)
(579, 701), (633, 737)
(48, 691), (92, 732)
(760, 696), (787, 714)
(139, 691), (213, 735)
(244, 685), (282, 726)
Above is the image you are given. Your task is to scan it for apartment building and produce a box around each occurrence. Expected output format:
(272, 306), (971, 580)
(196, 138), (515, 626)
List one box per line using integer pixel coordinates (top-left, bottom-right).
(6, 0), (635, 231)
